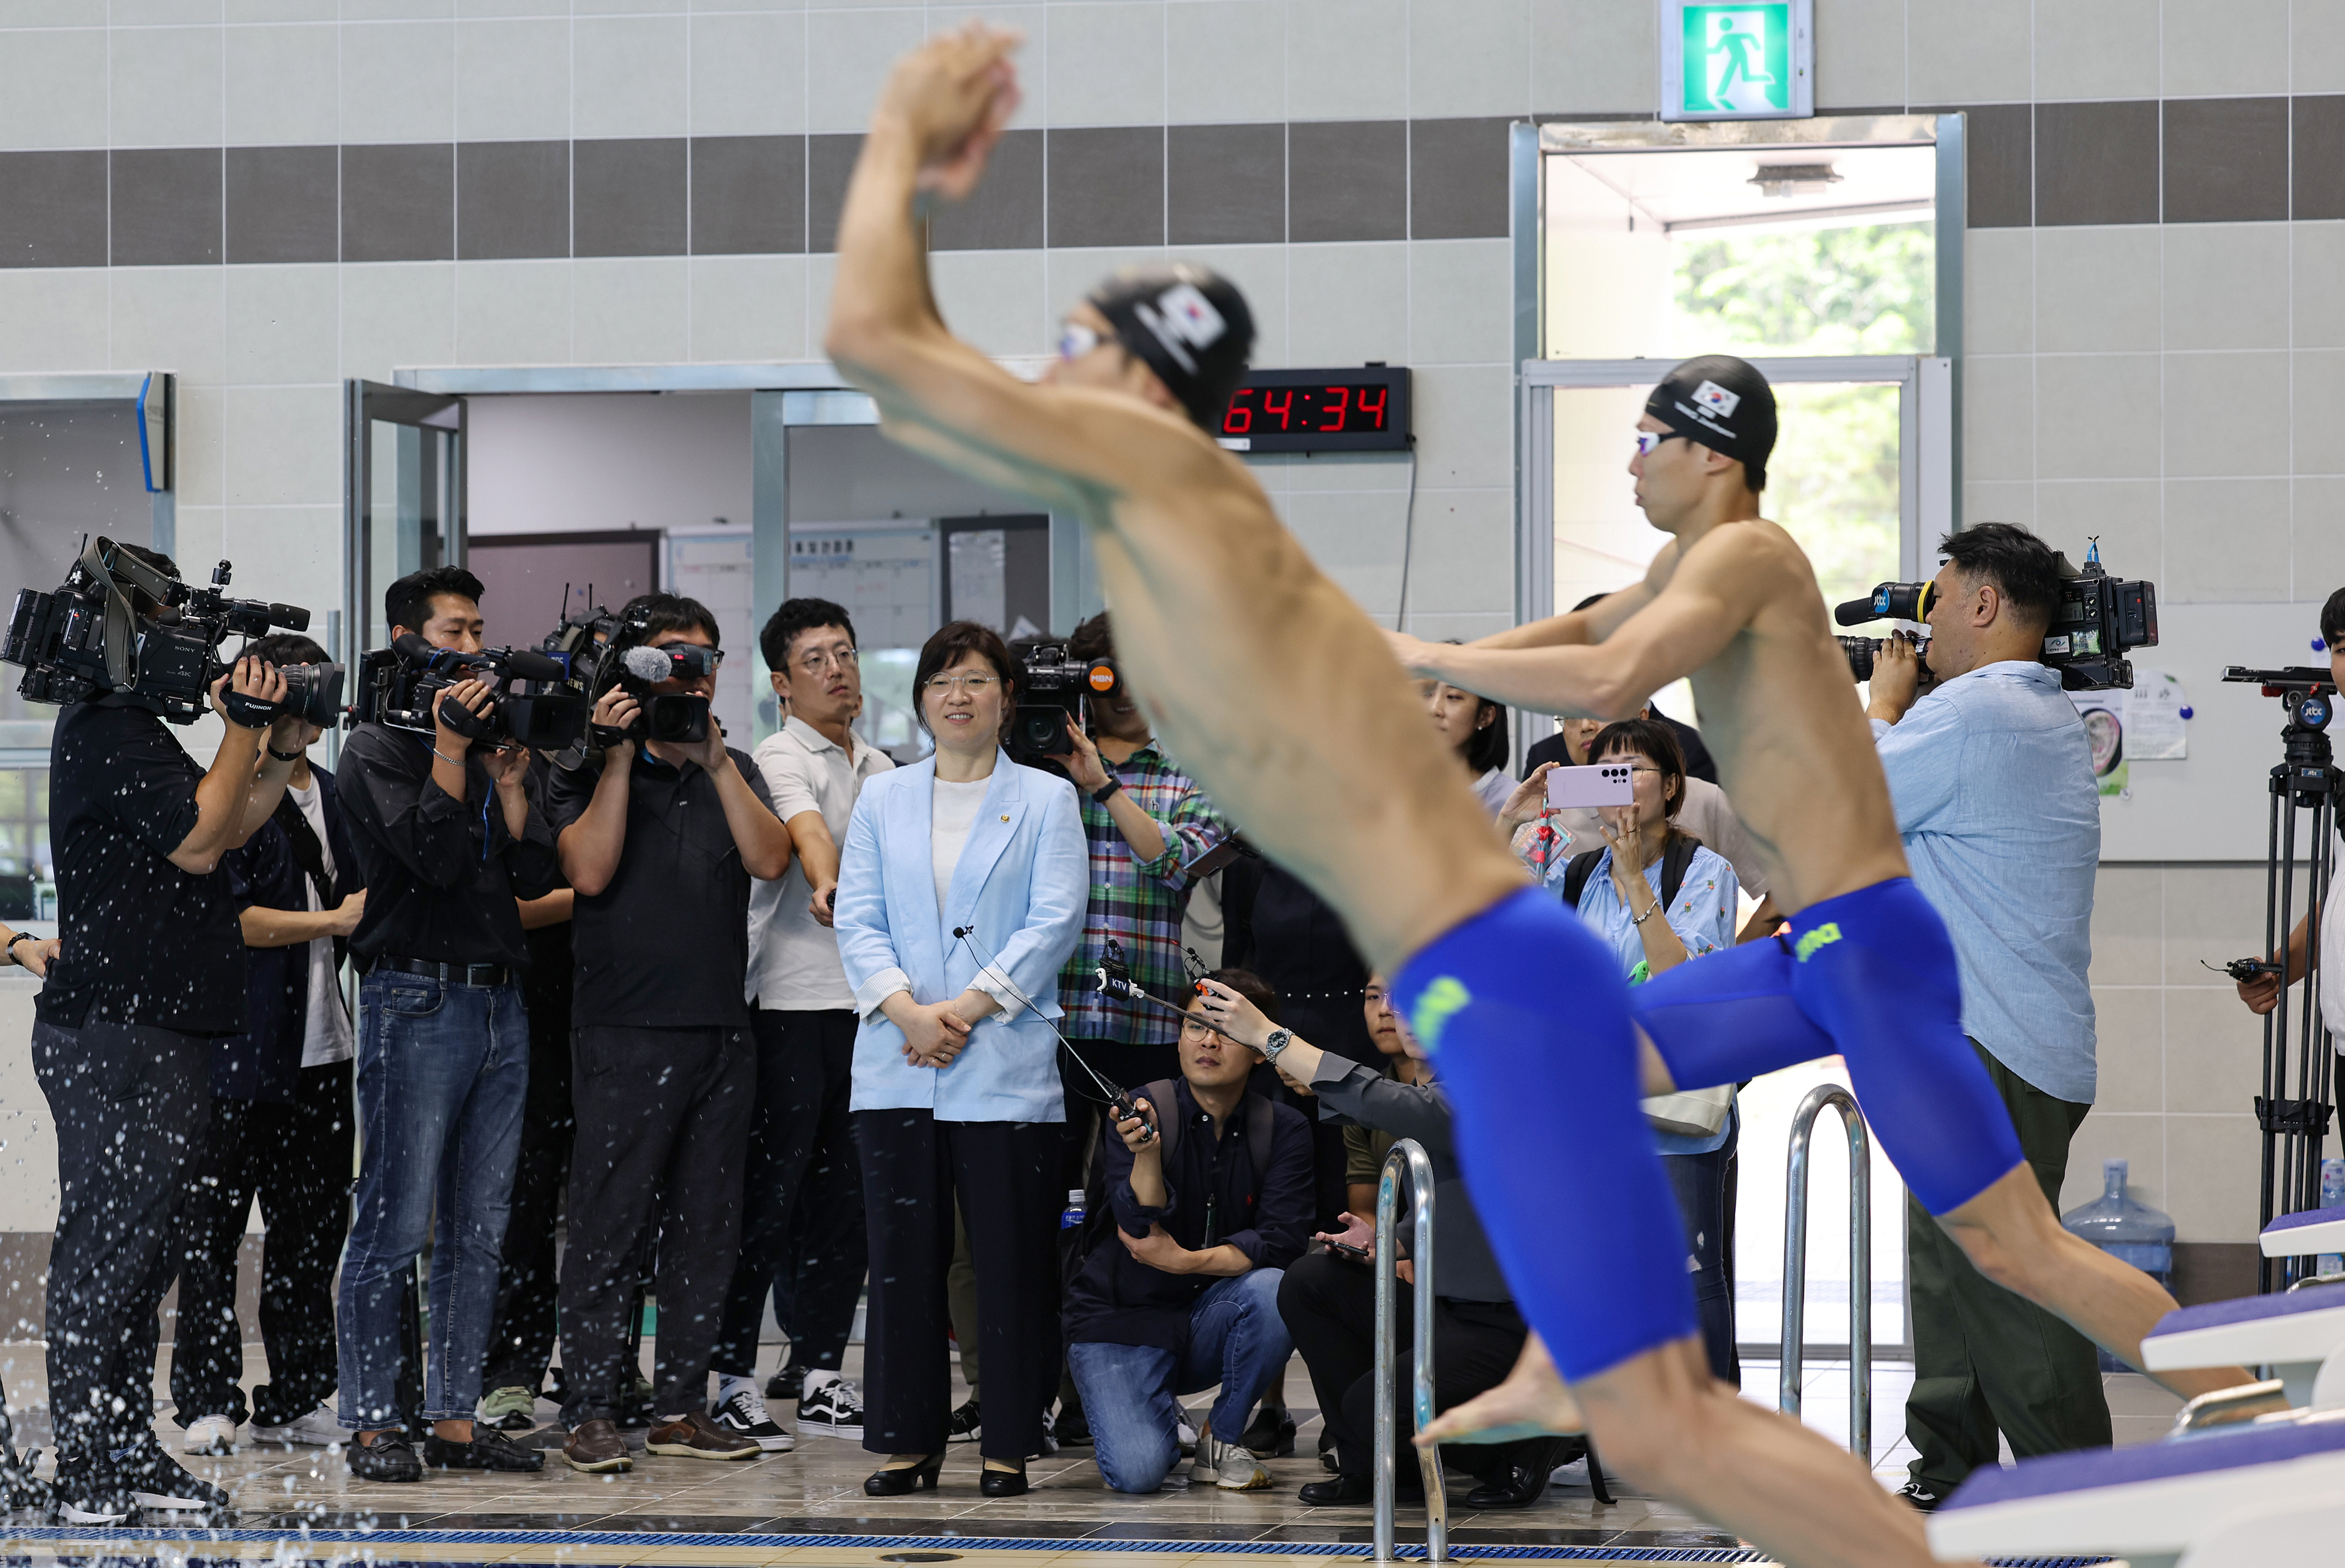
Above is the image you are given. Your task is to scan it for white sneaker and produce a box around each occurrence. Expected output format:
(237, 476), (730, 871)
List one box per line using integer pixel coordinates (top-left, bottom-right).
(1192, 1427), (1272, 1491)
(247, 1405), (346, 1447)
(181, 1414), (236, 1455)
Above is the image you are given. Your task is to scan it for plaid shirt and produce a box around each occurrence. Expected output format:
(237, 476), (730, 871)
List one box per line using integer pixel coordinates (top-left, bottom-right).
(1059, 737), (1231, 1045)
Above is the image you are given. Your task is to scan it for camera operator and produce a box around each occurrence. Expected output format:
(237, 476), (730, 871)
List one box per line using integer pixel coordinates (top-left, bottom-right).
(34, 541), (304, 1521)
(1863, 522), (2108, 1510)
(171, 632), (365, 1459)
(334, 566), (559, 1483)
(547, 593), (793, 1472)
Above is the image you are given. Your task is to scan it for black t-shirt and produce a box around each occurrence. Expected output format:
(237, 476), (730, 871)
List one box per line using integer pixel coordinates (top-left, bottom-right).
(545, 745), (771, 1029)
(38, 699), (246, 1035)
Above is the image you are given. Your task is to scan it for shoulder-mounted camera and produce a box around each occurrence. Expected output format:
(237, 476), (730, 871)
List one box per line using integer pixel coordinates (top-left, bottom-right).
(1011, 641), (1120, 760)
(1833, 538), (2157, 693)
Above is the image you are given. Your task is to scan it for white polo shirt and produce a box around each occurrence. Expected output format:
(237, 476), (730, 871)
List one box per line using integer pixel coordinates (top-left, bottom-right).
(746, 716), (896, 1010)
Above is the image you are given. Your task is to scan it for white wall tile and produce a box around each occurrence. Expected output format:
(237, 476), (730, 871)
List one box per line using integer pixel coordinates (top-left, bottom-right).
(1962, 227), (2032, 356)
(689, 11), (807, 137)
(1045, 2), (1164, 128)
(2163, 987), (2261, 1121)
(225, 264), (339, 385)
(575, 16), (689, 140)
(2161, 863), (2268, 984)
(225, 23), (338, 146)
(2292, 225), (2345, 349)
(1906, 0), (2031, 105)
(1530, 0), (1654, 117)
(2162, 225), (2287, 353)
(1409, 363), (1512, 490)
(342, 21), (458, 142)
(1813, 0), (1903, 107)
(1166, 0), (1283, 124)
(1396, 485), (1513, 615)
(2162, 0), (2288, 98)
(2163, 351), (2285, 478)
(222, 505), (340, 620)
(2092, 987), (2163, 1114)
(1960, 355), (2033, 482)
(223, 384), (342, 506)
(688, 255), (810, 363)
(1278, 485), (1408, 617)
(1044, 244), (1172, 326)
(2294, 477), (2345, 601)
(1287, 0), (1405, 122)
(113, 0), (219, 24)
(1409, 0), (1530, 120)
(2034, 354), (2160, 481)
(0, 0), (108, 24)
(230, 0), (337, 21)
(111, 25), (225, 147)
(2295, 0), (2345, 94)
(1408, 239), (1512, 366)
(345, 0), (456, 19)
(2060, 1111), (2164, 1219)
(111, 267), (227, 386)
(985, 4), (1048, 133)
(804, 249), (835, 352)
(2034, 0), (2159, 101)
(2163, 477), (2289, 601)
(454, 259), (572, 365)
(1963, 479), (2035, 525)
(2291, 349), (2345, 477)
(2033, 479), (2160, 583)
(341, 262), (457, 383)
(0, 27), (107, 149)
(2161, 1115), (2262, 1242)
(2089, 863), (2163, 987)
(456, 18), (569, 142)
(0, 270), (108, 372)
(929, 249), (1048, 359)
(1287, 240), (1406, 365)
(572, 257), (689, 363)
(804, 7), (925, 134)
(2034, 228), (2161, 354)
(172, 505), (225, 572)
(174, 387), (224, 505)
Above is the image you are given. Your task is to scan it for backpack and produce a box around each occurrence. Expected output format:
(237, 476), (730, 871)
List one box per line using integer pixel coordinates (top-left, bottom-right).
(1561, 834), (1700, 917)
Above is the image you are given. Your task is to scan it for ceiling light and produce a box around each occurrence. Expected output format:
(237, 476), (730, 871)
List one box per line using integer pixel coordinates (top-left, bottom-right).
(1748, 162), (1844, 199)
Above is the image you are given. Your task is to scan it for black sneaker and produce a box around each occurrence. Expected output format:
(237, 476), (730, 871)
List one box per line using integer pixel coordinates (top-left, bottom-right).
(346, 1432), (423, 1484)
(49, 1457), (132, 1523)
(1049, 1403), (1091, 1448)
(1241, 1406), (1296, 1458)
(711, 1386), (795, 1454)
(765, 1361), (806, 1403)
(423, 1426), (545, 1472)
(111, 1437), (230, 1515)
(946, 1396), (981, 1443)
(1895, 1479), (1945, 1513)
(796, 1376), (865, 1440)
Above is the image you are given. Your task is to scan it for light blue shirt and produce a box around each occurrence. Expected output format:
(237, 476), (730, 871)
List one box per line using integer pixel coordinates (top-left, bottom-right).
(1872, 660), (2100, 1104)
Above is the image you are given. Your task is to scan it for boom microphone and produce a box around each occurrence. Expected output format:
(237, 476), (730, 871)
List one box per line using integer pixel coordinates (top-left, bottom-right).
(504, 647), (566, 682)
(621, 645), (674, 682)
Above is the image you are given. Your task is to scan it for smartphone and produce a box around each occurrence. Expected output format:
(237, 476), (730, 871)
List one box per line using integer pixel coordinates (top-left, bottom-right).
(1545, 761), (1636, 809)
(1324, 1239), (1373, 1262)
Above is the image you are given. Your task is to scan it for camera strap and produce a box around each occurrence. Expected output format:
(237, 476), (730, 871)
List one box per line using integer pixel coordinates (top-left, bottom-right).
(271, 789), (350, 996)
(79, 537), (141, 692)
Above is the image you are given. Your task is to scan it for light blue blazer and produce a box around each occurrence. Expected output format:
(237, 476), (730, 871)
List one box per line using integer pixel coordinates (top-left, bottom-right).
(836, 750), (1087, 1123)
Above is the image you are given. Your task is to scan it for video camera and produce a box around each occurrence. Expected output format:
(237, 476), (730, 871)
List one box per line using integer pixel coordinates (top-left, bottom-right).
(1833, 538), (2157, 693)
(1012, 641), (1120, 759)
(534, 598), (711, 759)
(348, 632), (584, 751)
(2, 537), (340, 726)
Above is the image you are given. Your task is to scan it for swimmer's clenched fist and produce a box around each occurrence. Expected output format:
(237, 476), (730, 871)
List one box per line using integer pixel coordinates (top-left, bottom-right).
(873, 21), (1022, 202)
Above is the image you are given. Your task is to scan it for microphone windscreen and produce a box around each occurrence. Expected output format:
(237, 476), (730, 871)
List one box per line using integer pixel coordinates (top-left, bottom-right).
(621, 645), (674, 682)
(504, 648), (566, 682)
(1833, 597), (1878, 627)
(392, 631), (433, 664)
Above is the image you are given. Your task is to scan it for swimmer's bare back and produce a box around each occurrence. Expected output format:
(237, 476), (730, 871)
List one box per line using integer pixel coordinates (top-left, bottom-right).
(823, 26), (1522, 975)
(1401, 516), (1908, 916)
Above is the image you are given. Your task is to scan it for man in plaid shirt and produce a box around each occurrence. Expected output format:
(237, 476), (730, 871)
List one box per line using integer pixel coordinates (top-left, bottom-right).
(1053, 613), (1232, 1184)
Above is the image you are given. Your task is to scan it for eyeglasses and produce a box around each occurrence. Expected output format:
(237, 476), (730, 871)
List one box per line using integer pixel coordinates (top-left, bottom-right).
(796, 646), (859, 674)
(1633, 431), (1683, 456)
(1180, 1016), (1240, 1043)
(923, 672), (1001, 695)
(1058, 322), (1105, 362)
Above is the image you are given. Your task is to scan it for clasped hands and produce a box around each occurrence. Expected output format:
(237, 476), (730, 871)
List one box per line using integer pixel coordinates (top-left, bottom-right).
(886, 990), (989, 1068)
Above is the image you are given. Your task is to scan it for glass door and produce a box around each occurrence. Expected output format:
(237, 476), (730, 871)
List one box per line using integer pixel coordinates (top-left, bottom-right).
(344, 381), (465, 669)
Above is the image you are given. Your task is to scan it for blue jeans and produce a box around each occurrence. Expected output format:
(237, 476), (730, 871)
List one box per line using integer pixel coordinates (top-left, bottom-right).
(337, 972), (529, 1428)
(1067, 1269), (1292, 1494)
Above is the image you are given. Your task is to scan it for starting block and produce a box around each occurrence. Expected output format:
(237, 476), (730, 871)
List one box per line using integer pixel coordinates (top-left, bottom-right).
(2258, 1201), (2345, 1261)
(2140, 1279), (2345, 1409)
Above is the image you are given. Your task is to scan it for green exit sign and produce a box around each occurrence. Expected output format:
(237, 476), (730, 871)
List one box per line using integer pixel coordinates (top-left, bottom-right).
(1661, 0), (1813, 122)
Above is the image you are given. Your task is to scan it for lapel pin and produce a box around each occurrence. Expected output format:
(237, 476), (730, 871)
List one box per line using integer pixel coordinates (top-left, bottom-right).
(1000, 814), (1009, 822)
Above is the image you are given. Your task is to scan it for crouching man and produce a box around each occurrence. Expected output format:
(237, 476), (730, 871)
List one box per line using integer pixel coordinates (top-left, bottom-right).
(1063, 971), (1313, 1493)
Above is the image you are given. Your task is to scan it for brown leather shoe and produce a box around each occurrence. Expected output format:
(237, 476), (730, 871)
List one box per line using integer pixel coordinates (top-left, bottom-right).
(562, 1417), (634, 1473)
(647, 1410), (761, 1461)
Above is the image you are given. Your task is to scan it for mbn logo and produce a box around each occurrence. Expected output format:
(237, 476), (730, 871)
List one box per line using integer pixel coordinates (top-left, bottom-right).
(1681, 4), (1790, 115)
(1794, 923), (1843, 963)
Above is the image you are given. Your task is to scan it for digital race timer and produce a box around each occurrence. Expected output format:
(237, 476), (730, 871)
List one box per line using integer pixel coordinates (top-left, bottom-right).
(1216, 366), (1412, 455)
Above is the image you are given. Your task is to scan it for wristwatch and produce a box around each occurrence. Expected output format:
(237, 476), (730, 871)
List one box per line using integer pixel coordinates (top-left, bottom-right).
(1090, 777), (1123, 805)
(5, 931), (33, 964)
(1258, 1028), (1293, 1062)
(267, 743), (305, 762)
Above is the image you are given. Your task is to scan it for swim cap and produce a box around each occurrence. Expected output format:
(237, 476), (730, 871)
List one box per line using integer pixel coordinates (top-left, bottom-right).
(1085, 264), (1255, 430)
(1645, 355), (1777, 491)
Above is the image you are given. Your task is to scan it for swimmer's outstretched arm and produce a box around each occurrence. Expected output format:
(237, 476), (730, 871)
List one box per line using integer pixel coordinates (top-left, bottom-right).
(1467, 581), (1655, 652)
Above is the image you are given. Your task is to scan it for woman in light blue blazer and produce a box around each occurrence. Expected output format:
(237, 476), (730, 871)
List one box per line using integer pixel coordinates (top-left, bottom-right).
(834, 620), (1087, 1498)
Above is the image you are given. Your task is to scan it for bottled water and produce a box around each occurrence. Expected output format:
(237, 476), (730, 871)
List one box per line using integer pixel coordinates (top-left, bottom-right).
(2061, 1158), (2174, 1372)
(1059, 1187), (1086, 1230)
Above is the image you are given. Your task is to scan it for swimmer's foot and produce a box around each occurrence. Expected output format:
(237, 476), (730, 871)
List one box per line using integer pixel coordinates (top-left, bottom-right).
(1416, 1334), (1586, 1447)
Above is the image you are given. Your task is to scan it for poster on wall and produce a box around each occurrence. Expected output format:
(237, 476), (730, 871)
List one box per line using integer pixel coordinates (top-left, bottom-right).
(2068, 671), (2187, 800)
(2071, 688), (2128, 798)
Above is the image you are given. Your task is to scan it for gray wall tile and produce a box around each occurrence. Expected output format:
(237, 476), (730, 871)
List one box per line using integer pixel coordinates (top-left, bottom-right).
(342, 143), (453, 264)
(2034, 100), (2159, 226)
(573, 137), (686, 258)
(807, 133), (858, 254)
(2295, 97), (2345, 222)
(1962, 103), (2034, 228)
(225, 144), (337, 265)
(930, 129), (1045, 252)
(457, 140), (569, 261)
(1166, 123), (1283, 246)
(112, 148), (223, 267)
(2163, 97), (2288, 223)
(1409, 116), (1510, 240)
(1048, 127), (1164, 250)
(0, 150), (106, 268)
(1289, 120), (1407, 242)
(690, 135), (804, 257)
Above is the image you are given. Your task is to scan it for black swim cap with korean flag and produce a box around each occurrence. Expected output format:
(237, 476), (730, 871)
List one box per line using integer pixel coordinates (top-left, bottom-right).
(1086, 264), (1255, 431)
(1646, 354), (1778, 491)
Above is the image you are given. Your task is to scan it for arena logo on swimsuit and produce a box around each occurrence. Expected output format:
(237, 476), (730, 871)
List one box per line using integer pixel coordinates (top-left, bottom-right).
(1409, 976), (1473, 1052)
(1793, 922), (1843, 962)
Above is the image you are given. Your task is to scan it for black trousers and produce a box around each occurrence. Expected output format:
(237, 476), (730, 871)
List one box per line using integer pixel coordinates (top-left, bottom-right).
(713, 1009), (865, 1378)
(481, 1003), (575, 1394)
(31, 1019), (210, 1463)
(855, 1111), (1061, 1463)
(1277, 1250), (1558, 1482)
(169, 1059), (355, 1428)
(557, 1025), (753, 1424)
(1060, 1039), (1180, 1191)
